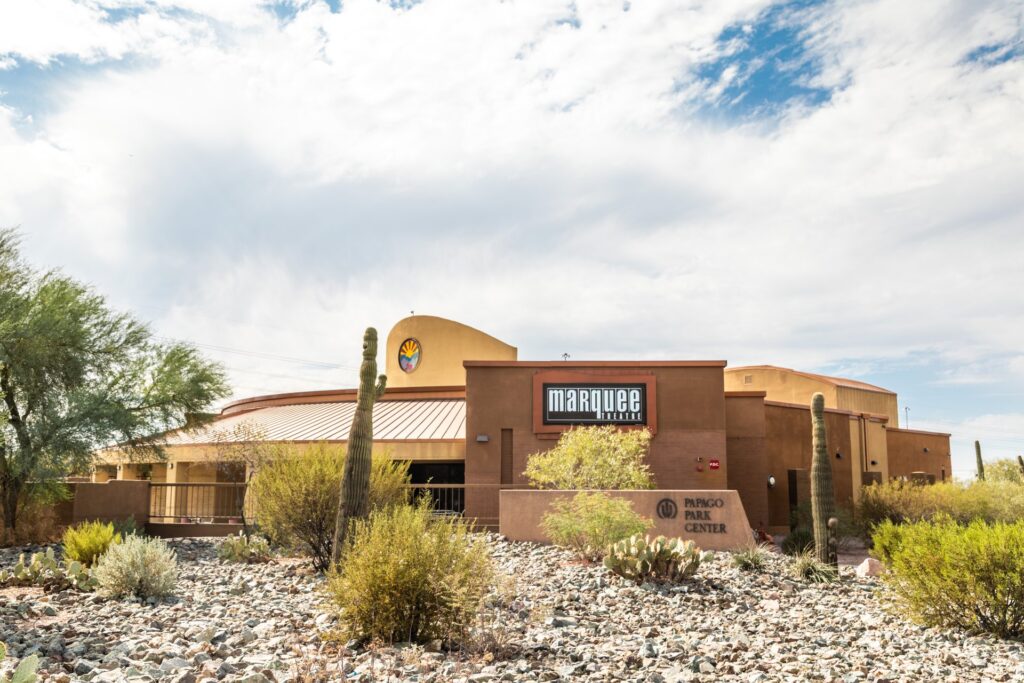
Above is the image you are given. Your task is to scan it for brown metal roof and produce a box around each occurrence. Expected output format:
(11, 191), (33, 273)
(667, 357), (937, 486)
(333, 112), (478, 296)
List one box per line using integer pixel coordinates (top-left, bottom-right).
(164, 399), (466, 445)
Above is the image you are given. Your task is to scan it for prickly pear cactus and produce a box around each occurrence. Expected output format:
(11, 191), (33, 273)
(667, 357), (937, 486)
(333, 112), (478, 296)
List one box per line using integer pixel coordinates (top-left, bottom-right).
(0, 549), (95, 593)
(0, 641), (40, 683)
(603, 534), (712, 583)
(331, 327), (388, 565)
(810, 393), (838, 568)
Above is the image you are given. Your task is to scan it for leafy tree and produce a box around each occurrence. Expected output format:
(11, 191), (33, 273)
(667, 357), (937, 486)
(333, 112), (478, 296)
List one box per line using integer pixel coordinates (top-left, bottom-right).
(0, 230), (229, 538)
(525, 425), (655, 490)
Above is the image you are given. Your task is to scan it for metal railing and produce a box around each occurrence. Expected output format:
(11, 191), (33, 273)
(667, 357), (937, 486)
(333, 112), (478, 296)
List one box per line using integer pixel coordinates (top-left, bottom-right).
(409, 483), (465, 515)
(149, 483), (247, 524)
(148, 482), (473, 523)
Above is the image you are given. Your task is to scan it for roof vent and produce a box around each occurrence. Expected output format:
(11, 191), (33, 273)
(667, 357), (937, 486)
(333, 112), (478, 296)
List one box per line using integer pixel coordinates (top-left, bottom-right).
(743, 375), (753, 385)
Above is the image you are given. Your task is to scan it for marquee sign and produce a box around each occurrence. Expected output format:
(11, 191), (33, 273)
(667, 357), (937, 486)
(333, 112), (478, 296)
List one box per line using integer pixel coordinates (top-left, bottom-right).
(542, 383), (647, 426)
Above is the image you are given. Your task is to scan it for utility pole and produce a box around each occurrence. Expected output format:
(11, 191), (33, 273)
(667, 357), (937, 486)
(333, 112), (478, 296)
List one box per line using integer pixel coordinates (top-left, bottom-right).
(904, 406), (909, 429)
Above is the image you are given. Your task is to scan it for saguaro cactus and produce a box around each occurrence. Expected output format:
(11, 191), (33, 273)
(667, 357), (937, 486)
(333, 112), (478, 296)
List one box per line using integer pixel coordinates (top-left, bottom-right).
(810, 392), (837, 567)
(1017, 455), (1024, 478)
(331, 327), (387, 564)
(975, 441), (985, 481)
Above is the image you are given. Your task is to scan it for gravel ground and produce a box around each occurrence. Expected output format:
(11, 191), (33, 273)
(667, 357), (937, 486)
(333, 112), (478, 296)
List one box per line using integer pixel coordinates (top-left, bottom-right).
(1, 537), (1023, 682)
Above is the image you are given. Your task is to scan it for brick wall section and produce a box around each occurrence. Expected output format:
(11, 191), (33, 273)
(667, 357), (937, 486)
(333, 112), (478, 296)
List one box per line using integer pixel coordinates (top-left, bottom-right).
(465, 363), (729, 526)
(886, 428), (952, 482)
(725, 394), (769, 531)
(764, 403), (854, 529)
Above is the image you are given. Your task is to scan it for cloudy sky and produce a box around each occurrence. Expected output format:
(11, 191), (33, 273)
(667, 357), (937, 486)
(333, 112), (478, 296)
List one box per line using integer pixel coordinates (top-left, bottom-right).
(1, 0), (1022, 476)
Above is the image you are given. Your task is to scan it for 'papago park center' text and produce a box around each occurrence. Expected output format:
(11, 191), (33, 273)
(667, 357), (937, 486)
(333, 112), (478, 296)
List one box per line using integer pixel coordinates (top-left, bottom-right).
(90, 316), (952, 542)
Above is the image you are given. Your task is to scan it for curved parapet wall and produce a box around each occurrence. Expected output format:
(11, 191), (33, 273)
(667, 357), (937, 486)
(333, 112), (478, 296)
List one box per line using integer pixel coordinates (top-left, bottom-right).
(385, 315), (517, 388)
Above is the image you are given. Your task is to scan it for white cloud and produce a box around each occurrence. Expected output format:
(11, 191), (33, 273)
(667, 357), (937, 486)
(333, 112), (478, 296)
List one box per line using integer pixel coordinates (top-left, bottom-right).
(0, 0), (1021, 451)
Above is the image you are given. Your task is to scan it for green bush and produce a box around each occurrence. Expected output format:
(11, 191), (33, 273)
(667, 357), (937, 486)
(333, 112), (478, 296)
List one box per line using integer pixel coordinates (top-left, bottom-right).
(604, 534), (711, 583)
(248, 443), (410, 572)
(731, 544), (771, 572)
(541, 492), (652, 561)
(93, 535), (178, 599)
(985, 458), (1024, 484)
(326, 501), (493, 644)
(525, 425), (654, 490)
(875, 518), (1024, 638)
(62, 521), (121, 567)
(856, 479), (1024, 537)
(789, 550), (838, 583)
(781, 528), (814, 556)
(218, 533), (273, 564)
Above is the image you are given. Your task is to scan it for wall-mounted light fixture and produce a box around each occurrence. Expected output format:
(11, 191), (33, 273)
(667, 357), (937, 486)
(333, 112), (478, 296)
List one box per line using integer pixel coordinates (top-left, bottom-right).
(168, 462), (175, 469)
(476, 434), (490, 443)
(767, 475), (776, 489)
(923, 447), (930, 453)
(870, 460), (879, 466)
(835, 451), (842, 460)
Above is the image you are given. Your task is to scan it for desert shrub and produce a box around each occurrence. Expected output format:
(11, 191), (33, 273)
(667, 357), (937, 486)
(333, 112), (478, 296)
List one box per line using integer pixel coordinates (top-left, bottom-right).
(731, 544), (771, 572)
(604, 534), (711, 583)
(248, 443), (410, 572)
(869, 519), (906, 565)
(790, 550), (838, 583)
(62, 521), (121, 567)
(326, 501), (493, 644)
(781, 528), (814, 556)
(857, 480), (1024, 541)
(985, 458), (1024, 484)
(218, 532), (273, 564)
(112, 517), (143, 538)
(876, 518), (1024, 638)
(525, 425), (654, 490)
(541, 492), (652, 561)
(93, 535), (178, 599)
(0, 642), (39, 683)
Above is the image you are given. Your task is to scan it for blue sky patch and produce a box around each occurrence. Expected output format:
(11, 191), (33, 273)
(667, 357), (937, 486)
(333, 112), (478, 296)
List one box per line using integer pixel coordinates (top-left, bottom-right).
(694, 0), (835, 120)
(962, 40), (1023, 67)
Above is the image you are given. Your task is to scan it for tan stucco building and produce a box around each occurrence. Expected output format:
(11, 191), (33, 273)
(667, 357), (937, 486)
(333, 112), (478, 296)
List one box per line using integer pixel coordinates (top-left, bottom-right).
(98, 315), (952, 534)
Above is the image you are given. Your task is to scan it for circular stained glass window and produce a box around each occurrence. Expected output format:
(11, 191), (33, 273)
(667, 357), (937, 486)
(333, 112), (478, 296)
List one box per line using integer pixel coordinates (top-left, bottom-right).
(398, 338), (421, 373)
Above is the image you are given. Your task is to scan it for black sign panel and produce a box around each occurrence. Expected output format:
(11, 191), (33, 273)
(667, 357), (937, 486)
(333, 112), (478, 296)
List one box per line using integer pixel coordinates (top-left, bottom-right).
(542, 383), (647, 426)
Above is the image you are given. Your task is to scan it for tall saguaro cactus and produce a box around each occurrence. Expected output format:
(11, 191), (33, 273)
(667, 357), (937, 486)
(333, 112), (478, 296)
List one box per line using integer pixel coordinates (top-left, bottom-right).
(975, 441), (985, 481)
(1017, 455), (1024, 479)
(810, 393), (837, 567)
(331, 327), (387, 564)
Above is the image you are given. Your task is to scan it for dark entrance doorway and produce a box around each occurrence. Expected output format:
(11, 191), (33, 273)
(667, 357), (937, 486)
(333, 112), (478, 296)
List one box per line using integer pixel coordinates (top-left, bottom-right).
(408, 462), (465, 514)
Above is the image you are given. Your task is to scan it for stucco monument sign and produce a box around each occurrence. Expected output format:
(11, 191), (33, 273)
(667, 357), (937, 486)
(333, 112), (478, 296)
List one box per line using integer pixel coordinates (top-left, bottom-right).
(499, 490), (752, 551)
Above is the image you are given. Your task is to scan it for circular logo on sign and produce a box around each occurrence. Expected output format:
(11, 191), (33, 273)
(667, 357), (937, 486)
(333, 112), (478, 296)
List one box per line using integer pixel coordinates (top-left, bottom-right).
(398, 338), (421, 373)
(656, 498), (678, 520)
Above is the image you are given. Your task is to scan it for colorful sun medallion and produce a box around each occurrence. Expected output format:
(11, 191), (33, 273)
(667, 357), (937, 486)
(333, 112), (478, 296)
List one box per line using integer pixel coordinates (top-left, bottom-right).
(398, 338), (421, 373)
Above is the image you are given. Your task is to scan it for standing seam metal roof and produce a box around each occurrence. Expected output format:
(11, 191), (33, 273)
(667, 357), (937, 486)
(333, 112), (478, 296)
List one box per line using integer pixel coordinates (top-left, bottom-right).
(163, 399), (466, 445)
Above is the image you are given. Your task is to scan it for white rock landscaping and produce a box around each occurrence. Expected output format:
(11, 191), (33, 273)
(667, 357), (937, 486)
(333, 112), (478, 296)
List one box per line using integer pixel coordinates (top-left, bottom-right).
(1, 537), (1022, 682)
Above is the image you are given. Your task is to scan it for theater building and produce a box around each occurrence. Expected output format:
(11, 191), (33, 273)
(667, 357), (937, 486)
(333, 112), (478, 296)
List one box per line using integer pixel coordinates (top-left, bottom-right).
(97, 316), (952, 534)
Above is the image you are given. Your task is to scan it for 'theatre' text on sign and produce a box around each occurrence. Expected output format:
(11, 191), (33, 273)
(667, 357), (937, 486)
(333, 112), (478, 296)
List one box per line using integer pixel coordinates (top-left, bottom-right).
(542, 383), (647, 425)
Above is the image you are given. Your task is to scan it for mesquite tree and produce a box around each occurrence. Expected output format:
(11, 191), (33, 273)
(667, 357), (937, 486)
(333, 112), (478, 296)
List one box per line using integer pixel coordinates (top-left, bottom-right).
(331, 327), (387, 563)
(0, 230), (230, 538)
(809, 392), (837, 567)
